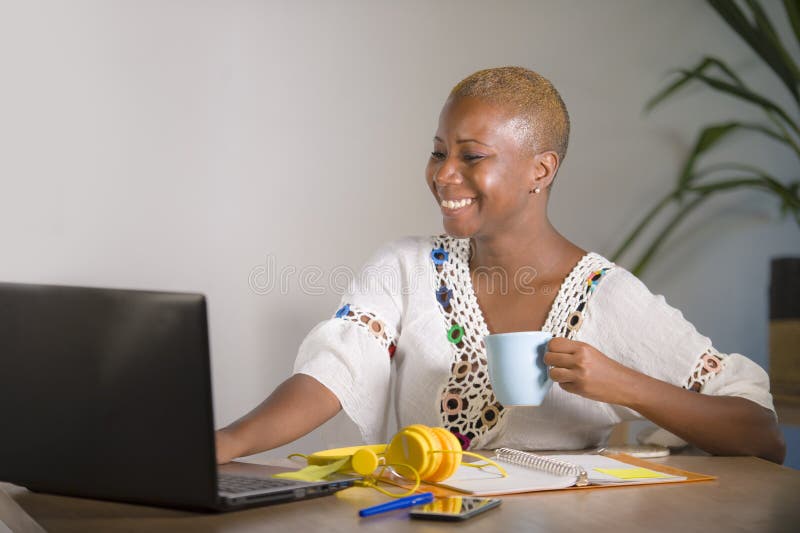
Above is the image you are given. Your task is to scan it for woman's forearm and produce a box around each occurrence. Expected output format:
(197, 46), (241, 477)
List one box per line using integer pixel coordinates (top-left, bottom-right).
(216, 373), (341, 463)
(621, 372), (785, 464)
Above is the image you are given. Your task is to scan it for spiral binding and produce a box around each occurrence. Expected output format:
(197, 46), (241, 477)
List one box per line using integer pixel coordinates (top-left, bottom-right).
(494, 448), (589, 487)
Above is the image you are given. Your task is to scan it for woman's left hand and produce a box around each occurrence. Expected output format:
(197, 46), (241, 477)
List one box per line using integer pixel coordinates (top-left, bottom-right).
(544, 338), (786, 463)
(544, 337), (640, 406)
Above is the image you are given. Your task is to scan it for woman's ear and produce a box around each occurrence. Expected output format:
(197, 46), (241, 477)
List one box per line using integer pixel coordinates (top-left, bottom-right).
(530, 151), (559, 192)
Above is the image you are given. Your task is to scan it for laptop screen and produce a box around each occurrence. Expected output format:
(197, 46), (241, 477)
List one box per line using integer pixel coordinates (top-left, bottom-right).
(0, 282), (219, 509)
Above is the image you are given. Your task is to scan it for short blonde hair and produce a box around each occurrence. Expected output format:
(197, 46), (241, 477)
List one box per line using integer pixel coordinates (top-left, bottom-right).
(449, 66), (570, 164)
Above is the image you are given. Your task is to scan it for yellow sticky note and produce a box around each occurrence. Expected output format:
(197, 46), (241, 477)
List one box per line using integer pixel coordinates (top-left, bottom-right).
(273, 457), (350, 482)
(594, 467), (675, 480)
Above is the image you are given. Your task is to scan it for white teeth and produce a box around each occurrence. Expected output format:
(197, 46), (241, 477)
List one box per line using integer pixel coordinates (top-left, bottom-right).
(441, 198), (474, 209)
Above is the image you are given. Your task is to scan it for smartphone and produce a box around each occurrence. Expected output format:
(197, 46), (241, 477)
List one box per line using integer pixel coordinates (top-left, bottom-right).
(409, 496), (502, 521)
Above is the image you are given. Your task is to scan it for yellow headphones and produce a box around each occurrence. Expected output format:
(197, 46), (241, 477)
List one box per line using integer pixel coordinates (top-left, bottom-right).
(284, 424), (506, 497)
(384, 424), (463, 482)
(306, 444), (387, 476)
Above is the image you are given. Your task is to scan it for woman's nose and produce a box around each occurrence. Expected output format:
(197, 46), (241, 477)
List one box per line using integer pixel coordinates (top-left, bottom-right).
(433, 158), (462, 186)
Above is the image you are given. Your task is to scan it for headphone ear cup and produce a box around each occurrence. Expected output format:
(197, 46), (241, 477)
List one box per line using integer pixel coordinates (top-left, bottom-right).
(385, 424), (441, 480)
(385, 426), (431, 479)
(405, 424), (443, 479)
(307, 444), (386, 471)
(351, 448), (380, 476)
(426, 427), (462, 482)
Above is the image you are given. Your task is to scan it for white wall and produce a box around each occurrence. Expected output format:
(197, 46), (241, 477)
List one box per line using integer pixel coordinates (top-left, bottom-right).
(1, 0), (797, 459)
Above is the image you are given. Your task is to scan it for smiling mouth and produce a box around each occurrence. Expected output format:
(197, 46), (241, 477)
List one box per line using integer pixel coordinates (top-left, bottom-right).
(440, 198), (475, 210)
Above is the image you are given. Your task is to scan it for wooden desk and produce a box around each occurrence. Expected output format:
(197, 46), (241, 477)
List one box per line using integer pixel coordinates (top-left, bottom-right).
(2, 455), (799, 533)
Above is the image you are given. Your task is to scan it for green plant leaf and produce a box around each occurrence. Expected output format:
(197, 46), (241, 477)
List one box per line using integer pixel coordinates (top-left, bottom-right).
(630, 172), (800, 275)
(708, 0), (800, 104)
(623, 0), (800, 276)
(645, 56), (744, 113)
(630, 193), (710, 276)
(612, 154), (800, 265)
(788, 181), (800, 224)
(676, 122), (741, 188)
(687, 174), (800, 214)
(737, 121), (800, 155)
(745, 0), (800, 87)
(678, 124), (800, 191)
(785, 0), (800, 49)
(681, 69), (800, 135)
(694, 162), (793, 183)
(688, 162), (800, 210)
(619, 167), (800, 275)
(610, 192), (679, 262)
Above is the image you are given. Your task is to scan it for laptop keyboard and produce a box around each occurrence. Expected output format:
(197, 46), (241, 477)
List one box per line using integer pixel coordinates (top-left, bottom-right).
(218, 473), (300, 494)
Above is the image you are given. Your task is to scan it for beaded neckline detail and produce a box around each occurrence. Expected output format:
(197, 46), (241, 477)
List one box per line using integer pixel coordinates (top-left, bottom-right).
(431, 235), (615, 449)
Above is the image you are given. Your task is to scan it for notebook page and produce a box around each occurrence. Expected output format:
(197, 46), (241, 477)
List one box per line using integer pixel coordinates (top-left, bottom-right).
(431, 460), (577, 495)
(546, 455), (685, 485)
(429, 453), (686, 495)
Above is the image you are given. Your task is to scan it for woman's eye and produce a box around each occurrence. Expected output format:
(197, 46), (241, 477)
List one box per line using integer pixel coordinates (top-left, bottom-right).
(430, 151), (446, 160)
(463, 154), (484, 162)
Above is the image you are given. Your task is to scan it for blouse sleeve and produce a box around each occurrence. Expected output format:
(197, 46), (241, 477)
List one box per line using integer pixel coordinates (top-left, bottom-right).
(292, 238), (412, 444)
(578, 268), (775, 413)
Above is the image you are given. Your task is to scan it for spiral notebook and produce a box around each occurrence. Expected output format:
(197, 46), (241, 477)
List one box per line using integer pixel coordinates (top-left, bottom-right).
(432, 448), (713, 496)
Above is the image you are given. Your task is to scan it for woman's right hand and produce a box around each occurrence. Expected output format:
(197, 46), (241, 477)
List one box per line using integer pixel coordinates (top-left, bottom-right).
(213, 374), (342, 463)
(215, 428), (239, 464)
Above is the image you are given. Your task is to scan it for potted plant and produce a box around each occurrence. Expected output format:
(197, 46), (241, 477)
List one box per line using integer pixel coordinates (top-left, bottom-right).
(610, 0), (799, 404)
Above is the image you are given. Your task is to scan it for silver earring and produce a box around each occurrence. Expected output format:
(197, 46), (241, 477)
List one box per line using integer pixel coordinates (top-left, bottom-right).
(534, 187), (541, 194)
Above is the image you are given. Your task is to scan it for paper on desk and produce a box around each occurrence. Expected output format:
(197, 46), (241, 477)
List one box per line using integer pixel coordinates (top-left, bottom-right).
(430, 454), (685, 495)
(432, 460), (577, 495)
(545, 455), (683, 484)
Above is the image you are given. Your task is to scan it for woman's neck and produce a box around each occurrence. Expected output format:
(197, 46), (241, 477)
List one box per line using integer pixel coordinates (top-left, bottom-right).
(469, 221), (584, 283)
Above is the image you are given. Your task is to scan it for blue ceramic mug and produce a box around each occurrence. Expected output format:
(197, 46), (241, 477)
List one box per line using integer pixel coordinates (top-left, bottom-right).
(485, 331), (554, 406)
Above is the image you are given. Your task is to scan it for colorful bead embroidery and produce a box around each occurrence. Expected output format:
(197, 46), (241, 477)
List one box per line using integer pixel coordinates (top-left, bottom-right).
(566, 309), (584, 332)
(481, 405), (500, 427)
(436, 286), (453, 309)
(452, 431), (471, 450)
(334, 303), (398, 358)
(586, 268), (610, 292)
(431, 247), (449, 265)
(543, 254), (615, 339)
(686, 348), (728, 391)
(447, 324), (464, 344)
(431, 236), (504, 450)
(442, 392), (463, 415)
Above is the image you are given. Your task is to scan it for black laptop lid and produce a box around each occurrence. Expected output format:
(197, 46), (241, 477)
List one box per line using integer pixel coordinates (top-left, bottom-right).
(0, 282), (218, 509)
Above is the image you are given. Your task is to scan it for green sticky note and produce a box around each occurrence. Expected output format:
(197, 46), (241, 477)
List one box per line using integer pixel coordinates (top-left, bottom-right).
(594, 467), (675, 480)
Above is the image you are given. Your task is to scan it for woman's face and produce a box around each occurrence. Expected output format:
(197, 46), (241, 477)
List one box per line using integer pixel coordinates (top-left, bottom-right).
(425, 96), (538, 240)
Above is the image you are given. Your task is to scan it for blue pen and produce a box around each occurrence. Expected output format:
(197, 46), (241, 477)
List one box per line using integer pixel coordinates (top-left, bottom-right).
(358, 492), (435, 517)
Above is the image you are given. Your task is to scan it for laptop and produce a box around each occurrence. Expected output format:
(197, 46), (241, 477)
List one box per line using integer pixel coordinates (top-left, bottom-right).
(0, 281), (358, 511)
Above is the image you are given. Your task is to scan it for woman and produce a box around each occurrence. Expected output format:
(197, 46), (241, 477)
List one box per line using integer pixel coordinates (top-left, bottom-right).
(216, 67), (785, 464)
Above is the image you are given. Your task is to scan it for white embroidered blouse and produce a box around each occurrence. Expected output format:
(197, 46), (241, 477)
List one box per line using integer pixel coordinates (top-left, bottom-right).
(293, 235), (774, 450)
